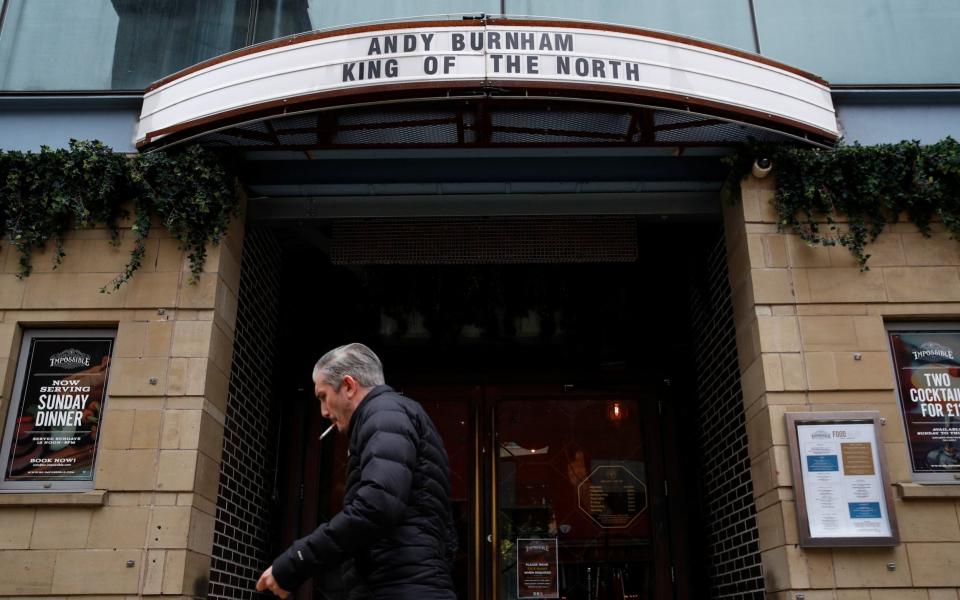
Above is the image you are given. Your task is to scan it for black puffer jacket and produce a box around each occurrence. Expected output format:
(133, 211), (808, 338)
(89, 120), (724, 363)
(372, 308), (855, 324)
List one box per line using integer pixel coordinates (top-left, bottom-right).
(272, 385), (458, 599)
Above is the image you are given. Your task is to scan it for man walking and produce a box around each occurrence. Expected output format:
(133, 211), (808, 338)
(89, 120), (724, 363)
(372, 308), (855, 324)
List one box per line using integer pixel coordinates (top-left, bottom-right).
(257, 343), (458, 600)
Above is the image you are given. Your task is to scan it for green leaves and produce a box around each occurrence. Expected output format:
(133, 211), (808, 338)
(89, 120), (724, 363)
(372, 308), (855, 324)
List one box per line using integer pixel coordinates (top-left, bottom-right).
(0, 140), (238, 289)
(726, 138), (960, 270)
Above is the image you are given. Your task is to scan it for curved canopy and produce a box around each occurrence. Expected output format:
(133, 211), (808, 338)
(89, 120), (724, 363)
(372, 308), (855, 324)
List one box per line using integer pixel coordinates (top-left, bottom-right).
(136, 18), (839, 151)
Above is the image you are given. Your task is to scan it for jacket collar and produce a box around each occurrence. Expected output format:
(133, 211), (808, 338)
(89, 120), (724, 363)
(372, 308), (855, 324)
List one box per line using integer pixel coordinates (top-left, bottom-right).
(347, 384), (394, 435)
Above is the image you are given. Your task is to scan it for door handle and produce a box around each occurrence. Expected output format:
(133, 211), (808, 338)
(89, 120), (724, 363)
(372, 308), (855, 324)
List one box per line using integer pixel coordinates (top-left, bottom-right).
(486, 534), (492, 543)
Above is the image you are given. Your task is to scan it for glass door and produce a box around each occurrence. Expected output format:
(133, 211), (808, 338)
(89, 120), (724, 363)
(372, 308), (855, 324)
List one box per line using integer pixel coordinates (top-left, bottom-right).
(490, 387), (670, 600)
(306, 383), (672, 600)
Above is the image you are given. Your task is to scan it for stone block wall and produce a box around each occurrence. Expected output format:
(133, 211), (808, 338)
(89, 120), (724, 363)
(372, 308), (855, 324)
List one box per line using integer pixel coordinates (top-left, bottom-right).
(725, 175), (960, 600)
(0, 210), (244, 600)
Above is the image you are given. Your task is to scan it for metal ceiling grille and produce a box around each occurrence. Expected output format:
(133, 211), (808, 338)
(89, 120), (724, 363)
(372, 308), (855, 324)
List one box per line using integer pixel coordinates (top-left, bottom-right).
(653, 121), (785, 144)
(334, 122), (459, 145)
(329, 216), (638, 265)
(196, 98), (805, 151)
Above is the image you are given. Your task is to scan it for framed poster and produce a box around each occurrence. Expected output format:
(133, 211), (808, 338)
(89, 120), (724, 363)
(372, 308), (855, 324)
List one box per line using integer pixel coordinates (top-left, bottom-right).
(516, 538), (559, 599)
(1, 329), (115, 491)
(785, 412), (899, 547)
(887, 323), (960, 483)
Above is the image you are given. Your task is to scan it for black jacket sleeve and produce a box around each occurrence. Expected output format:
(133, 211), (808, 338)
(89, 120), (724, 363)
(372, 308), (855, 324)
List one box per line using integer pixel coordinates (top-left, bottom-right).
(271, 403), (418, 591)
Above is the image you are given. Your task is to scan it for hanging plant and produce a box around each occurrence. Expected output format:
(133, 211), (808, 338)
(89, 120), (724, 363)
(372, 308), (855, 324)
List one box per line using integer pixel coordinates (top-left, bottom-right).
(0, 139), (239, 290)
(115, 144), (240, 291)
(725, 137), (960, 269)
(0, 140), (131, 277)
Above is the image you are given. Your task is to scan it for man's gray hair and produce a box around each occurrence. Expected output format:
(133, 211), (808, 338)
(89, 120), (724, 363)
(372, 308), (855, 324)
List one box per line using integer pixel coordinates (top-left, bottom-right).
(312, 343), (385, 389)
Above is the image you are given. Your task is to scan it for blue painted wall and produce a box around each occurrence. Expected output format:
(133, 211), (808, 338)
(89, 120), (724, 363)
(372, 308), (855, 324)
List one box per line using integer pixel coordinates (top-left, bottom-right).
(0, 98), (139, 152)
(836, 99), (960, 146)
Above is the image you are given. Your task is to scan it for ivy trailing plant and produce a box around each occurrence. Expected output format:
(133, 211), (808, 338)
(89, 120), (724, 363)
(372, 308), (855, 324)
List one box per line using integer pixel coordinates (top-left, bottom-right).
(724, 137), (960, 269)
(0, 140), (239, 291)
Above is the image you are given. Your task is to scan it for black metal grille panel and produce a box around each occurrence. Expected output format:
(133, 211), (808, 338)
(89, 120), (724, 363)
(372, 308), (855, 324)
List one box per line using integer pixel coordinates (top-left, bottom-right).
(690, 229), (765, 599)
(277, 133), (319, 146)
(491, 108), (632, 134)
(338, 108), (458, 125)
(277, 114), (323, 130)
(242, 121), (271, 133)
(203, 131), (273, 147)
(209, 228), (282, 600)
(654, 110), (705, 127)
(489, 130), (621, 144)
(333, 122), (459, 145)
(655, 122), (785, 144)
(330, 216), (638, 264)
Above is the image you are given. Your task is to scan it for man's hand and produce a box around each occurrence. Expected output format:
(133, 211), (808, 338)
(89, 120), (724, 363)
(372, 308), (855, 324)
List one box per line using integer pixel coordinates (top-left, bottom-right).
(256, 566), (290, 598)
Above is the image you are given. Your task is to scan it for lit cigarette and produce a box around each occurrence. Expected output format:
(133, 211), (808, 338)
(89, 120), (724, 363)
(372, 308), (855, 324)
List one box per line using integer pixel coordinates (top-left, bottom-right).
(319, 424), (336, 441)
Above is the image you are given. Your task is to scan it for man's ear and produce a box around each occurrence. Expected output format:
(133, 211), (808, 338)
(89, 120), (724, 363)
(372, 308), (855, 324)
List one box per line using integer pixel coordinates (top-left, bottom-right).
(341, 374), (359, 398)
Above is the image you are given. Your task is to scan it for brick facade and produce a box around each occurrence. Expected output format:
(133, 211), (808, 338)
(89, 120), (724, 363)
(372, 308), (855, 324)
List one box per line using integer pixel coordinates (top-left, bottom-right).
(691, 229), (765, 599)
(209, 227), (282, 600)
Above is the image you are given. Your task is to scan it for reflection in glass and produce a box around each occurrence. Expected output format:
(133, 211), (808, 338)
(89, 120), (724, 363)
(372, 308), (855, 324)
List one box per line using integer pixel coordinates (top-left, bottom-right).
(755, 0), (960, 84)
(0, 0), (119, 90)
(497, 397), (652, 600)
(250, 0), (754, 49)
(253, 0), (500, 43)
(3, 0), (959, 91)
(110, 0), (251, 89)
(0, 0), (252, 90)
(503, 0), (756, 51)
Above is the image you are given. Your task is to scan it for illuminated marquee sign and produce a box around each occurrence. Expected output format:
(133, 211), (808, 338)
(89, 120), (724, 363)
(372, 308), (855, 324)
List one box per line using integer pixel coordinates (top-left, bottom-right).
(137, 20), (838, 147)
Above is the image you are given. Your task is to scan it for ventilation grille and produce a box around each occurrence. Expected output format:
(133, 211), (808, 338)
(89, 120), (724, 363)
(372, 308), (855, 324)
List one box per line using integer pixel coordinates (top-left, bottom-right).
(330, 216), (638, 264)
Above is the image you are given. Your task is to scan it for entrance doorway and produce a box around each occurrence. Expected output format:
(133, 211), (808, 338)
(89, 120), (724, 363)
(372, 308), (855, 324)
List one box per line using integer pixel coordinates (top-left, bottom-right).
(415, 384), (675, 600)
(269, 220), (715, 600)
(279, 381), (678, 600)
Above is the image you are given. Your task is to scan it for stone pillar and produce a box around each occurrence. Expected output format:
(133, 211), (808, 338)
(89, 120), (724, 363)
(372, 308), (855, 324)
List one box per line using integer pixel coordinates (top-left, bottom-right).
(0, 206), (244, 600)
(725, 174), (960, 599)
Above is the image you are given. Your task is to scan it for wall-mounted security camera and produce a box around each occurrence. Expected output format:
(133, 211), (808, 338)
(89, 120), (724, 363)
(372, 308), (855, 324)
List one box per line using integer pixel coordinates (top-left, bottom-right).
(752, 157), (773, 179)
